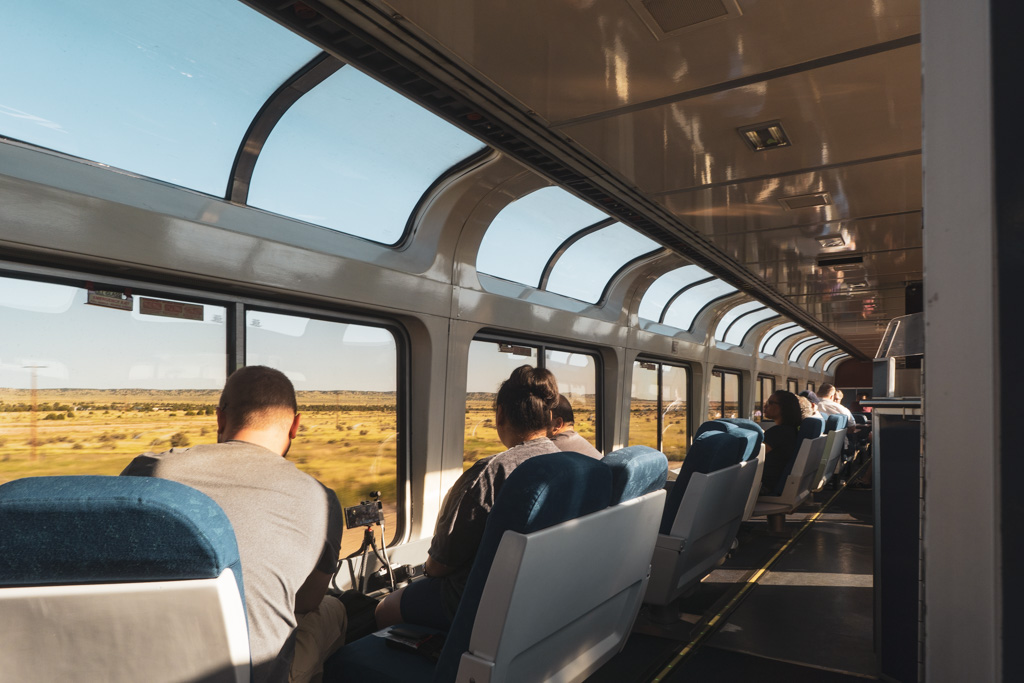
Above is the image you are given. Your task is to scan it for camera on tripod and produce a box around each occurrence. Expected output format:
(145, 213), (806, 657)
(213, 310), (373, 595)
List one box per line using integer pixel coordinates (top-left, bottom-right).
(344, 490), (384, 529)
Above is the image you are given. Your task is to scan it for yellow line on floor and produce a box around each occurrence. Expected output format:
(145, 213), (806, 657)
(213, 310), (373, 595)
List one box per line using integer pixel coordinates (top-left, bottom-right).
(650, 459), (871, 682)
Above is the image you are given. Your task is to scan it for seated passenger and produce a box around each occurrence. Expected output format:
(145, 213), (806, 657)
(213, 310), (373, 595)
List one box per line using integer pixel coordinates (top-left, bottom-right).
(121, 366), (345, 683)
(797, 395), (817, 420)
(375, 365), (560, 630)
(548, 394), (602, 459)
(761, 390), (802, 494)
(817, 383), (854, 418)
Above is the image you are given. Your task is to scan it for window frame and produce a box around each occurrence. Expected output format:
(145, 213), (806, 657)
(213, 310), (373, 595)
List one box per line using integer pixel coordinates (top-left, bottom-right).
(755, 374), (776, 420)
(708, 367), (743, 421)
(630, 356), (693, 454)
(471, 330), (604, 452)
(0, 264), (411, 548)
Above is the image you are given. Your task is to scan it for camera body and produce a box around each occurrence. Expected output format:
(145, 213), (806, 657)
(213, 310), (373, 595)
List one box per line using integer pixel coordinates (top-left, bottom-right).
(344, 493), (384, 529)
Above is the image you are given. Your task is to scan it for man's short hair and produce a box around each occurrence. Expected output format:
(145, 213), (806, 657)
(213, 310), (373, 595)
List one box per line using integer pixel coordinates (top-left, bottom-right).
(817, 383), (836, 399)
(218, 366), (297, 430)
(551, 395), (575, 425)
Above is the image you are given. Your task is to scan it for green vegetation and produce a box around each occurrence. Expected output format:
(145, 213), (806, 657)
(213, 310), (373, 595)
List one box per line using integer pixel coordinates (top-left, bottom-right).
(0, 388), (399, 557)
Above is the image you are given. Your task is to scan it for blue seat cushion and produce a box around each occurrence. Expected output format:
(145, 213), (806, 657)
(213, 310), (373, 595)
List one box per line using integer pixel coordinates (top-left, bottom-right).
(660, 422), (750, 534)
(701, 418), (764, 461)
(602, 445), (668, 504)
(0, 476), (244, 605)
(825, 413), (848, 431)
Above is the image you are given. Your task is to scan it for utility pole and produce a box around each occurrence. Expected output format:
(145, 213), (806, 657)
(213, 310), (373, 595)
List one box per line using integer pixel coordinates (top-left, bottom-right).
(23, 365), (46, 461)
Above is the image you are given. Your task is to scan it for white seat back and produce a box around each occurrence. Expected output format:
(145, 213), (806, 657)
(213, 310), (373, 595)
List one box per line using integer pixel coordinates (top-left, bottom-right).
(456, 490), (665, 683)
(0, 570), (250, 683)
(644, 459), (759, 606)
(742, 447), (766, 521)
(754, 434), (828, 515)
(813, 427), (848, 491)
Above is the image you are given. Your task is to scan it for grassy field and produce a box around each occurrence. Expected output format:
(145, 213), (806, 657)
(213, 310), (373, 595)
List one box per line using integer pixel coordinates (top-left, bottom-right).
(0, 388), (399, 557)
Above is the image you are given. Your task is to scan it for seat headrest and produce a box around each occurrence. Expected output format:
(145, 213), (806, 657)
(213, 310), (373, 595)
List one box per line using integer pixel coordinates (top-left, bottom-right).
(798, 417), (826, 441)
(602, 446), (669, 504)
(0, 476), (244, 604)
(698, 418), (764, 460)
(825, 414), (848, 431)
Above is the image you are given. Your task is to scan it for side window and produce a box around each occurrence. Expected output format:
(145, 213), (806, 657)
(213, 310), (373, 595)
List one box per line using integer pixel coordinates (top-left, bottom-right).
(807, 381), (815, 392)
(465, 340), (537, 466)
(629, 360), (690, 470)
(787, 378), (799, 394)
(464, 338), (599, 466)
(708, 369), (742, 421)
(245, 310), (400, 556)
(0, 276), (225, 482)
(755, 375), (775, 420)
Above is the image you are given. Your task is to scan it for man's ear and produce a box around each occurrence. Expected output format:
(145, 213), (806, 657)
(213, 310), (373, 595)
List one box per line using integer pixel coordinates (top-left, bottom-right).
(216, 408), (226, 437)
(495, 405), (505, 426)
(550, 416), (565, 433)
(289, 413), (302, 440)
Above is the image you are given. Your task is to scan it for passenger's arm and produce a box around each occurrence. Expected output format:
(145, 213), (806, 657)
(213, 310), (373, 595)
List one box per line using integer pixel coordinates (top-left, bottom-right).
(295, 567), (333, 615)
(424, 555), (455, 578)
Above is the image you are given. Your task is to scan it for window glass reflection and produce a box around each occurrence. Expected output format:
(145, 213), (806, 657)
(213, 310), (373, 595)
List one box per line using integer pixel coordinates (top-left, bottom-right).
(0, 276), (225, 486)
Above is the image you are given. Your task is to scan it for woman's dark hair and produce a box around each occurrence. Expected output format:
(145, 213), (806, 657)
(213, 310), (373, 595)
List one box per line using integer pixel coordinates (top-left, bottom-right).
(494, 365), (559, 433)
(772, 390), (802, 428)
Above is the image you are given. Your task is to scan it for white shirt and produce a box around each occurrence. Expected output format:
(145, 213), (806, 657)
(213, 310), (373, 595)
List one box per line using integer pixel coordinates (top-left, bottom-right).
(818, 398), (853, 418)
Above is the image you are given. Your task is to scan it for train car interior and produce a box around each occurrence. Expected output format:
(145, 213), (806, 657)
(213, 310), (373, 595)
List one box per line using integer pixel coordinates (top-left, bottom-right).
(1, 0), (1019, 681)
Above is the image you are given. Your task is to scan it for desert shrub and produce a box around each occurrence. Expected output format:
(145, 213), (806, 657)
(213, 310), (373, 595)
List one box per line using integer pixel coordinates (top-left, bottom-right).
(72, 442), (83, 450)
(170, 432), (191, 448)
(359, 429), (369, 436)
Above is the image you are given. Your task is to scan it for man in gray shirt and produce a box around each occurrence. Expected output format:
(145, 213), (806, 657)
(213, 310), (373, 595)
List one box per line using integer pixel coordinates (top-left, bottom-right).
(121, 366), (345, 683)
(548, 395), (602, 459)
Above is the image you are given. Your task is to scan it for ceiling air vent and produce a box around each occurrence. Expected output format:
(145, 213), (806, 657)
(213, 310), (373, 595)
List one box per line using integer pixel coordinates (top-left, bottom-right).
(627, 0), (742, 40)
(816, 234), (846, 248)
(778, 192), (831, 211)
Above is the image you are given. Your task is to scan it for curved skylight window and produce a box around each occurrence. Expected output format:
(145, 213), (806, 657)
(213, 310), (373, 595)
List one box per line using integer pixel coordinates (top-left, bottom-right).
(662, 281), (738, 332)
(809, 345), (839, 367)
(824, 354), (849, 373)
(1, 0), (319, 196)
(545, 223), (660, 303)
(249, 66), (486, 245)
(713, 301), (760, 342)
(638, 265), (713, 322)
(766, 326), (808, 357)
(725, 308), (780, 346)
(478, 187), (608, 286)
(759, 322), (800, 355)
(789, 336), (824, 364)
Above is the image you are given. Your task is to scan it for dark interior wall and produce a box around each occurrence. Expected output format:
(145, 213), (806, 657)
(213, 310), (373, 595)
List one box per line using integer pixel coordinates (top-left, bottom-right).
(834, 359), (872, 388)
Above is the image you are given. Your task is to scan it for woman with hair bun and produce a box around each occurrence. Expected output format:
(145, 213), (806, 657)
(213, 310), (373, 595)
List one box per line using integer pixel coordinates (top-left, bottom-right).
(375, 365), (560, 630)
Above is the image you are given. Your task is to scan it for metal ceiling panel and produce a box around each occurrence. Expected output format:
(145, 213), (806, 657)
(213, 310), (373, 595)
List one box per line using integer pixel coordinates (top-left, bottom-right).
(658, 155), (922, 237)
(560, 45), (921, 194)
(378, 0), (919, 123)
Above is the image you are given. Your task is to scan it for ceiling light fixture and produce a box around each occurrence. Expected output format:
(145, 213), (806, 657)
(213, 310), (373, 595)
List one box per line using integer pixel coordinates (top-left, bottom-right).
(816, 235), (846, 248)
(738, 120), (791, 152)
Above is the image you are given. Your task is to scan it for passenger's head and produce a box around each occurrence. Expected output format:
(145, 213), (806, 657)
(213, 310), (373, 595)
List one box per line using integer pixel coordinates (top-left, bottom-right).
(217, 366), (299, 448)
(834, 388), (844, 402)
(548, 394), (576, 436)
(818, 383), (836, 400)
(494, 365), (559, 446)
(766, 390), (801, 427)
(799, 390), (821, 406)
(797, 396), (817, 420)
